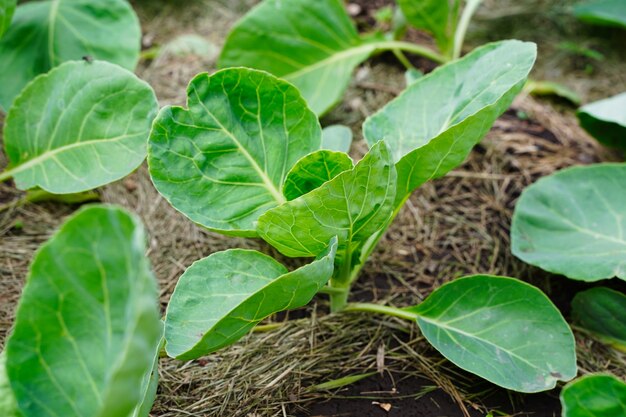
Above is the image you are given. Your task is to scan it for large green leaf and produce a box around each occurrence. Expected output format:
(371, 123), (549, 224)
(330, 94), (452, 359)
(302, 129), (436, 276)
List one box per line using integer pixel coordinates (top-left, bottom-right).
(257, 141), (396, 259)
(574, 0), (626, 29)
(283, 150), (353, 201)
(0, 0), (141, 110)
(572, 287), (626, 351)
(1, 60), (157, 194)
(561, 374), (626, 417)
(148, 68), (320, 237)
(577, 92), (626, 150)
(397, 0), (460, 55)
(218, 0), (376, 115)
(164, 237), (337, 360)
(408, 275), (577, 392)
(511, 164), (626, 281)
(5, 205), (162, 417)
(0, 0), (15, 38)
(363, 40), (536, 205)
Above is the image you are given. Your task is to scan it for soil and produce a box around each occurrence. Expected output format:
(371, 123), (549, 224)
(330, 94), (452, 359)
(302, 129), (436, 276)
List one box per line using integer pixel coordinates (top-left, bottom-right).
(1, 1), (626, 417)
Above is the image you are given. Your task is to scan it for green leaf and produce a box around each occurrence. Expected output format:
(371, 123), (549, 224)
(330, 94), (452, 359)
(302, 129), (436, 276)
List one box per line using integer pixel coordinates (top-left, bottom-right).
(283, 150), (353, 201)
(257, 141), (396, 259)
(363, 40), (536, 205)
(408, 275), (577, 393)
(0, 353), (21, 417)
(404, 68), (424, 85)
(0, 0), (15, 38)
(1, 60), (157, 194)
(321, 125), (353, 153)
(397, 0), (460, 55)
(164, 237), (337, 360)
(561, 374), (626, 417)
(572, 287), (626, 351)
(0, 0), (141, 110)
(524, 79), (582, 105)
(148, 68), (320, 237)
(218, 0), (376, 115)
(577, 93), (626, 150)
(574, 0), (626, 29)
(132, 331), (163, 417)
(5, 205), (162, 417)
(511, 163), (626, 281)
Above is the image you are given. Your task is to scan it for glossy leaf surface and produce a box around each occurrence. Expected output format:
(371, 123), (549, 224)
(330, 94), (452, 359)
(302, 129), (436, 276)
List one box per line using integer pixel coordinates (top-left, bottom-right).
(0, 0), (140, 109)
(258, 142), (396, 259)
(511, 164), (626, 281)
(409, 275), (577, 392)
(148, 68), (320, 237)
(165, 238), (337, 360)
(577, 92), (626, 150)
(5, 206), (162, 417)
(219, 0), (375, 115)
(3, 60), (158, 194)
(573, 287), (626, 350)
(561, 374), (626, 417)
(363, 40), (536, 204)
(283, 150), (353, 200)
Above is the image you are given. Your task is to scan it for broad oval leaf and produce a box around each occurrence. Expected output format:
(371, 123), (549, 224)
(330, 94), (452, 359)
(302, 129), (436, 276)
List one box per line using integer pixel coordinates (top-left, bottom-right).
(218, 0), (376, 115)
(408, 275), (577, 392)
(363, 40), (536, 204)
(2, 60), (158, 194)
(577, 92), (626, 150)
(283, 150), (353, 200)
(0, 0), (141, 110)
(572, 287), (626, 351)
(0, 0), (15, 38)
(258, 141), (396, 259)
(574, 0), (626, 29)
(5, 205), (162, 417)
(148, 68), (321, 237)
(561, 374), (626, 417)
(511, 164), (626, 281)
(397, 0), (460, 55)
(164, 237), (337, 360)
(321, 125), (353, 153)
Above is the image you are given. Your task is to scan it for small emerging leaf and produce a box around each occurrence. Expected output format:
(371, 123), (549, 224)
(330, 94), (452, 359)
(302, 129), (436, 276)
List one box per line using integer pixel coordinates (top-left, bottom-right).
(283, 150), (353, 200)
(573, 287), (626, 351)
(148, 68), (320, 237)
(3, 60), (158, 194)
(321, 125), (353, 153)
(561, 374), (626, 417)
(577, 92), (626, 150)
(408, 275), (577, 392)
(5, 205), (162, 417)
(258, 142), (396, 259)
(164, 238), (338, 360)
(0, 0), (15, 39)
(511, 163), (626, 281)
(0, 0), (141, 109)
(219, 0), (376, 115)
(574, 0), (626, 29)
(363, 40), (536, 205)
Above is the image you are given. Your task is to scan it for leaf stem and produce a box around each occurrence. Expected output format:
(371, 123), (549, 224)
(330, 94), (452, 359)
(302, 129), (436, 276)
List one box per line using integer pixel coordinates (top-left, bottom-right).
(343, 302), (418, 321)
(391, 49), (416, 70)
(452, 0), (484, 60)
(373, 40), (447, 64)
(0, 168), (14, 183)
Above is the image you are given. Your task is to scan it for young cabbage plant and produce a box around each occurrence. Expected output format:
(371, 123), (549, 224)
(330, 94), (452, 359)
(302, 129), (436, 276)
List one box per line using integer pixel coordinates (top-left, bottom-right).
(0, 60), (158, 194)
(577, 92), (626, 151)
(560, 374), (626, 417)
(150, 40), (577, 392)
(511, 163), (626, 281)
(0, 205), (163, 417)
(573, 287), (626, 352)
(218, 0), (446, 115)
(0, 0), (141, 110)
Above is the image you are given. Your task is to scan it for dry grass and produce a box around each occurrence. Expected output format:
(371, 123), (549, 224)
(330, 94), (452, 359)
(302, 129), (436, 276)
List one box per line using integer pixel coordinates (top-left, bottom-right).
(1, 1), (626, 416)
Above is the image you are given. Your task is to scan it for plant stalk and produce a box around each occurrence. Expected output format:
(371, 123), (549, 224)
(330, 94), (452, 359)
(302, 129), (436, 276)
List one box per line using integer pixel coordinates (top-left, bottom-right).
(452, 0), (484, 60)
(343, 302), (418, 321)
(374, 40), (447, 64)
